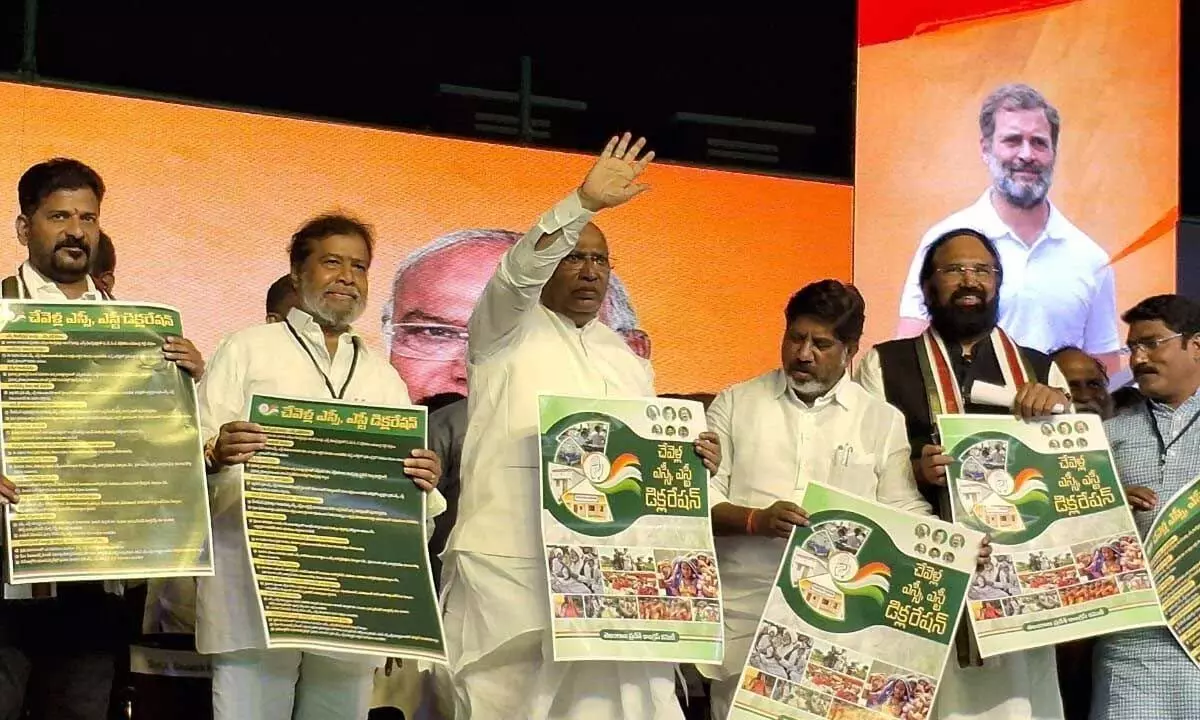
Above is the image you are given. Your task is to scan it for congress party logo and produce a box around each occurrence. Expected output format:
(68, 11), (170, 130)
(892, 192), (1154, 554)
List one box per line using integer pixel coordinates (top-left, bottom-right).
(789, 520), (891, 622)
(547, 420), (643, 525)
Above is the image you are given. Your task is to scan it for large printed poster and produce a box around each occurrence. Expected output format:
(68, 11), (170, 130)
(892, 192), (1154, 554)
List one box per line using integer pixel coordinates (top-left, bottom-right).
(939, 414), (1164, 657)
(728, 483), (981, 720)
(1146, 473), (1200, 669)
(243, 394), (444, 661)
(1, 300), (212, 585)
(538, 394), (723, 664)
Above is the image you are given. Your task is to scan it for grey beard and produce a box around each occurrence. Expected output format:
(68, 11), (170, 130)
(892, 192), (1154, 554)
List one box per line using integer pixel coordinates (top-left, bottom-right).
(300, 286), (363, 329)
(987, 153), (1053, 209)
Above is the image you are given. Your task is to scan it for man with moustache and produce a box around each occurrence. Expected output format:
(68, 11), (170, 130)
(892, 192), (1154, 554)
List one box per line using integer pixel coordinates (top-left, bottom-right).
(1090, 295), (1200, 720)
(703, 280), (932, 719)
(858, 227), (1070, 720)
(1052, 347), (1115, 420)
(896, 83), (1120, 372)
(0, 158), (205, 720)
(196, 213), (445, 719)
(382, 229), (650, 403)
(439, 134), (721, 719)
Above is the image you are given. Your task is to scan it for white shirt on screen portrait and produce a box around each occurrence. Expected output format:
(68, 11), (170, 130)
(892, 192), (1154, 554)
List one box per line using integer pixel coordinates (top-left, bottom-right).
(195, 307), (445, 659)
(440, 192), (682, 720)
(2, 261), (111, 600)
(700, 369), (930, 718)
(897, 189), (1120, 356)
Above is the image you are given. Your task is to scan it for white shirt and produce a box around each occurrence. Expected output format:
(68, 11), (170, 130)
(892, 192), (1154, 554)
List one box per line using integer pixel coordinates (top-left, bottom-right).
(446, 192), (654, 559)
(704, 370), (930, 678)
(3, 262), (107, 600)
(898, 190), (1119, 356)
(195, 307), (445, 656)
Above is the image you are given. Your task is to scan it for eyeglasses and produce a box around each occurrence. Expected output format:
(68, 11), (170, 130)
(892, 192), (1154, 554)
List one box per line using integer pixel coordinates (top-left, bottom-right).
(1120, 333), (1183, 357)
(934, 264), (1000, 281)
(561, 252), (612, 269)
(388, 322), (469, 361)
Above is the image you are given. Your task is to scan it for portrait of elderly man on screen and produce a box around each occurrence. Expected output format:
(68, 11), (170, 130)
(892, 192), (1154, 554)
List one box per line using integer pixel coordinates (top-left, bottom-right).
(381, 228), (651, 403)
(895, 83), (1121, 374)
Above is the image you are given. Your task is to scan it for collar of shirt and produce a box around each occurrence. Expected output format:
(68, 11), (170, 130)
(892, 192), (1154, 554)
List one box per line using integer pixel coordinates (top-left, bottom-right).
(970, 188), (1071, 250)
(541, 304), (600, 334)
(20, 261), (101, 300)
(771, 368), (855, 412)
(285, 306), (360, 362)
(1147, 385), (1200, 419)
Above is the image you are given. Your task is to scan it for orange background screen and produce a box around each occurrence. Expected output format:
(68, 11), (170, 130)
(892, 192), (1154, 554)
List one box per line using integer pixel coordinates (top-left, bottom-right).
(854, 0), (1180, 352)
(0, 81), (853, 396)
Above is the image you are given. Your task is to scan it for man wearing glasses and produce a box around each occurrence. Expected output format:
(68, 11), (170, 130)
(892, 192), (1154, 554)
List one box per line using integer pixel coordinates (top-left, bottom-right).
(381, 229), (650, 405)
(1091, 295), (1200, 720)
(894, 83), (1120, 374)
(858, 227), (1070, 720)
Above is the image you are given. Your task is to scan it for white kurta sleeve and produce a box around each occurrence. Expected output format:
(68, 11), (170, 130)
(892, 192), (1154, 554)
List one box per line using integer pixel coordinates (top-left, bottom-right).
(467, 191), (596, 362)
(854, 347), (887, 401)
(196, 336), (247, 516)
(875, 409), (931, 515)
(705, 388), (735, 507)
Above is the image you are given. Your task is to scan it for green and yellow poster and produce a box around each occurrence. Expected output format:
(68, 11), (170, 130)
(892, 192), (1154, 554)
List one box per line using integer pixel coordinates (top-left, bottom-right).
(1146, 473), (1200, 670)
(0, 300), (212, 585)
(939, 414), (1164, 658)
(729, 483), (980, 720)
(243, 394), (445, 662)
(538, 394), (723, 663)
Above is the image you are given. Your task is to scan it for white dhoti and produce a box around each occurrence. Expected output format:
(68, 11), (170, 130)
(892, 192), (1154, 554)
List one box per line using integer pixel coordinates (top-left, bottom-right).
(212, 648), (375, 720)
(442, 552), (683, 719)
(933, 647), (1063, 720)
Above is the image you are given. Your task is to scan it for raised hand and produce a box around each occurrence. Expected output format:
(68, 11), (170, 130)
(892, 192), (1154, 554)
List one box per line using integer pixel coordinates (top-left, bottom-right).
(578, 133), (655, 211)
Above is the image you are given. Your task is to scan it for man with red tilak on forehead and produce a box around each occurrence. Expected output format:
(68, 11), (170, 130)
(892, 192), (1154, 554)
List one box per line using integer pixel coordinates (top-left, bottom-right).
(858, 227), (1072, 720)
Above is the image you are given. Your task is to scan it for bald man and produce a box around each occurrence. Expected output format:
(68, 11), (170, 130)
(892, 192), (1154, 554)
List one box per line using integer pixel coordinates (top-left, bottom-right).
(382, 230), (650, 403)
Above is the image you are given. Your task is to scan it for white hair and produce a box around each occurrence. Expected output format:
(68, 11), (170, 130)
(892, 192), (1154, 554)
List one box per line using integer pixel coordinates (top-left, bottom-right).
(381, 227), (642, 345)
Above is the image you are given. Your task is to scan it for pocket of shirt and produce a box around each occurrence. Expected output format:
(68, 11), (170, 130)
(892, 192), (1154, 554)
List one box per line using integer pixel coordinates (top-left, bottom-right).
(831, 455), (878, 498)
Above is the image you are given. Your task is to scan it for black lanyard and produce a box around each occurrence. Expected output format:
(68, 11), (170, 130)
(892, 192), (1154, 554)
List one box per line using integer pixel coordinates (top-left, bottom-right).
(284, 320), (360, 400)
(1145, 399), (1200, 466)
(17, 265), (113, 301)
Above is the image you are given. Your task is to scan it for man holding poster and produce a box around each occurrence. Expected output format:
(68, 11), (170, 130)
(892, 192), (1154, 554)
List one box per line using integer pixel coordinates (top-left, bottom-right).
(703, 279), (932, 719)
(196, 213), (443, 719)
(439, 134), (720, 719)
(1092, 295), (1200, 720)
(0, 158), (206, 720)
(858, 227), (1070, 720)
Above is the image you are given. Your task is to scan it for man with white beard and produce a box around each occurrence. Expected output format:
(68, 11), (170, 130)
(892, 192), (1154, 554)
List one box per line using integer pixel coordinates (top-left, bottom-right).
(895, 83), (1120, 374)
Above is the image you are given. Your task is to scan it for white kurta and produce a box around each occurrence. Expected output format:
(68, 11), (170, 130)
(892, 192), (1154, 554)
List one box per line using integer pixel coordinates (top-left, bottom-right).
(196, 307), (445, 658)
(441, 192), (675, 719)
(702, 371), (931, 719)
(855, 347), (1066, 720)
